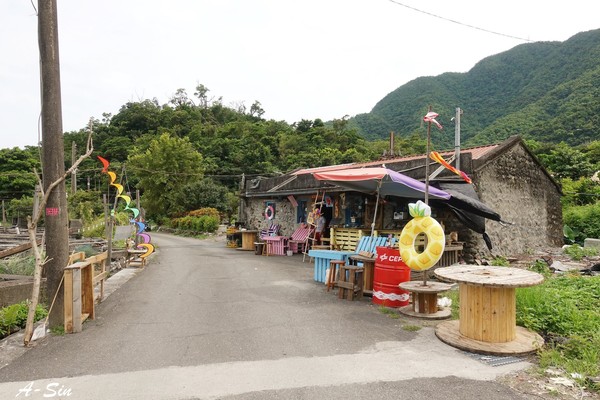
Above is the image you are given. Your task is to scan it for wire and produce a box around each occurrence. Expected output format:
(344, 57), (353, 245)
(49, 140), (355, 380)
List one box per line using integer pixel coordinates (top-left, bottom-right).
(387, 0), (534, 42)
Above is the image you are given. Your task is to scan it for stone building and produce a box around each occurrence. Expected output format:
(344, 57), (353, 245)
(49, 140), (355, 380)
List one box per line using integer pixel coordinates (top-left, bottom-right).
(240, 136), (563, 260)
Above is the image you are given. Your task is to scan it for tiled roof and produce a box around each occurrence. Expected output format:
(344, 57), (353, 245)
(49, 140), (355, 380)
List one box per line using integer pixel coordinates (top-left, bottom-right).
(293, 143), (499, 176)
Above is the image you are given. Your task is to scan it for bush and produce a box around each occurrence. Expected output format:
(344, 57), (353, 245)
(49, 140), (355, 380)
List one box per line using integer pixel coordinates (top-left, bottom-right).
(563, 203), (600, 244)
(0, 301), (48, 338)
(170, 215), (219, 233)
(188, 207), (220, 219)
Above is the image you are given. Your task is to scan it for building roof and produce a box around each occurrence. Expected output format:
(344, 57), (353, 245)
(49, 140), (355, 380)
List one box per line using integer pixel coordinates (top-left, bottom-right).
(292, 143), (499, 176)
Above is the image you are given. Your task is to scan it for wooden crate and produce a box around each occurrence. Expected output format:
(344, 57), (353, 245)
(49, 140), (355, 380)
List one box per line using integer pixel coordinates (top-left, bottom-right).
(330, 228), (365, 251)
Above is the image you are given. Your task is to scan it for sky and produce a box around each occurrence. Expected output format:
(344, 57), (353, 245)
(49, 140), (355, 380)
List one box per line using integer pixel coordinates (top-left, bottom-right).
(1, 0), (599, 149)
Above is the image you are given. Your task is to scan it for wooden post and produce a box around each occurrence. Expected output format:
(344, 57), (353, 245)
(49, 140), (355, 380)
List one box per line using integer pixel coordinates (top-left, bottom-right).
(1, 199), (6, 230)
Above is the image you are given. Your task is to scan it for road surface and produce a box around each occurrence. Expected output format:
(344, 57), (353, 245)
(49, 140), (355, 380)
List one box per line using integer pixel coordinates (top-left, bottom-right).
(0, 232), (532, 399)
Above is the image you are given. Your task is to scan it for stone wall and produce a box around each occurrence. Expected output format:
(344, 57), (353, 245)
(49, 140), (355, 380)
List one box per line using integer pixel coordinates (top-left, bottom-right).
(0, 275), (46, 308)
(244, 197), (307, 237)
(471, 144), (563, 259)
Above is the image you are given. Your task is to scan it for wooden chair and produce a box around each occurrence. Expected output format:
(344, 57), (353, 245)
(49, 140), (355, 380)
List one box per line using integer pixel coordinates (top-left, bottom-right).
(259, 222), (280, 240)
(287, 224), (314, 253)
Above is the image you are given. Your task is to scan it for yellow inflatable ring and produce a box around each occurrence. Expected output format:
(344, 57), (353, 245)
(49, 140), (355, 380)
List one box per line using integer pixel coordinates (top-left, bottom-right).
(399, 215), (445, 271)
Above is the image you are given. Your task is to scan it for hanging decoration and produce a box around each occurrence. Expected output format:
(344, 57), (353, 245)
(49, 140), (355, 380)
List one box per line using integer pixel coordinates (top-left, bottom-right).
(264, 203), (275, 220)
(97, 156), (154, 258)
(423, 111), (443, 130)
(399, 201), (445, 271)
(429, 151), (472, 184)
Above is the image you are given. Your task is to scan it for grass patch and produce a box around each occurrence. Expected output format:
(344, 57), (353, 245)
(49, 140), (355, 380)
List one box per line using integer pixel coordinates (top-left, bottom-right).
(378, 305), (400, 319)
(516, 274), (599, 390)
(562, 244), (598, 261)
(402, 324), (421, 332)
(447, 268), (599, 392)
(51, 325), (65, 336)
(0, 254), (36, 276)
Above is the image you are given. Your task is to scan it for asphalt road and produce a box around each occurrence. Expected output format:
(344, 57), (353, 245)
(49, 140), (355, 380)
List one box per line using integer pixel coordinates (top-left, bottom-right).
(0, 232), (532, 399)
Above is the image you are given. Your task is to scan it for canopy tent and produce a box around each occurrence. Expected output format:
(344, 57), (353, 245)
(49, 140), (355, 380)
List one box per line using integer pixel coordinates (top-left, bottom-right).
(313, 167), (451, 235)
(431, 182), (506, 250)
(312, 167), (503, 247)
(313, 167), (451, 200)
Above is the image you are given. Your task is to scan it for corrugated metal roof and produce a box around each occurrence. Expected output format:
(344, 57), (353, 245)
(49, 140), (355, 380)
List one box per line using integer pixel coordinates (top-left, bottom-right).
(293, 144), (499, 176)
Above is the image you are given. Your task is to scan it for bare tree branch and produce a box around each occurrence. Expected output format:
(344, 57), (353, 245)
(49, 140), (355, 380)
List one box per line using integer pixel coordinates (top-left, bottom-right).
(23, 133), (94, 345)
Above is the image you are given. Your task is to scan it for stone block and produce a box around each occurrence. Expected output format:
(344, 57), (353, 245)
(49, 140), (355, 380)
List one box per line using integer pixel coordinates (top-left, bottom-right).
(584, 238), (600, 249)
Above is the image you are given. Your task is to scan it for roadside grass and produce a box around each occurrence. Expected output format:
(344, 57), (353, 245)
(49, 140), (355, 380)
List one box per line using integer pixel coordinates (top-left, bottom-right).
(446, 266), (600, 392)
(0, 254), (36, 276)
(378, 305), (400, 319)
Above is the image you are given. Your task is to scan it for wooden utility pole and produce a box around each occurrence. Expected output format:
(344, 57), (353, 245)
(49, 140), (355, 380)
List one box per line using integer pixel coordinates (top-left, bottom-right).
(39, 0), (68, 328)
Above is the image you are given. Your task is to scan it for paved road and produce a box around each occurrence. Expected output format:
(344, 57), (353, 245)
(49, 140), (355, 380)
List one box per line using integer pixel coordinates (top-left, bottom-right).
(0, 233), (532, 399)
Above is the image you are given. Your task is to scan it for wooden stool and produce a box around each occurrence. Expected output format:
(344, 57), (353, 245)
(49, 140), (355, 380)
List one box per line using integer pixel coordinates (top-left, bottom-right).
(326, 260), (345, 292)
(337, 265), (364, 300)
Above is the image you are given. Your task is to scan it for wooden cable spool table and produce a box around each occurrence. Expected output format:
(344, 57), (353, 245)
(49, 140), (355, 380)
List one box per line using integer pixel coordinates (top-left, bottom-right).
(238, 230), (259, 251)
(434, 265), (544, 355)
(398, 281), (453, 319)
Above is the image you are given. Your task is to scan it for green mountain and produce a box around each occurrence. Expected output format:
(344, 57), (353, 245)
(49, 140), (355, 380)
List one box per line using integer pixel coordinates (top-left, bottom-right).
(350, 29), (600, 148)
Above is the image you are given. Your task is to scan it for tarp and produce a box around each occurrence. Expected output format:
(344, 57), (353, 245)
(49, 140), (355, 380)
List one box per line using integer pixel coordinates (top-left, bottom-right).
(313, 167), (451, 200)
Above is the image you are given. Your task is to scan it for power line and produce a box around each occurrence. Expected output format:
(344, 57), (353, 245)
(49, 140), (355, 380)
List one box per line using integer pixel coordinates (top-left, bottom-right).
(387, 0), (534, 43)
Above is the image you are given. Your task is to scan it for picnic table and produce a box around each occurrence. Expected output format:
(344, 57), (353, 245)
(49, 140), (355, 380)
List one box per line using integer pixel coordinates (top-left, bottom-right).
(434, 265), (545, 355)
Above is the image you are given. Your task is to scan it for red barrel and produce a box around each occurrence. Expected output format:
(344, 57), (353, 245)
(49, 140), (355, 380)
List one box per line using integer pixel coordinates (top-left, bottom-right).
(373, 246), (410, 307)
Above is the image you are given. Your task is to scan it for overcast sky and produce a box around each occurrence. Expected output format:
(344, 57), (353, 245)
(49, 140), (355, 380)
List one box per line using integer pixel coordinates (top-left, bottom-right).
(1, 0), (599, 149)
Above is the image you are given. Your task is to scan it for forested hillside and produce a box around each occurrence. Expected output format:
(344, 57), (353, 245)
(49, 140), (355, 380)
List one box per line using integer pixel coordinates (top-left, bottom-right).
(351, 29), (600, 147)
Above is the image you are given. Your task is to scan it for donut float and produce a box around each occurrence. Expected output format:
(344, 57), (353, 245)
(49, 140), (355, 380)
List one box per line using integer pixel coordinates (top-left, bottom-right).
(399, 201), (445, 271)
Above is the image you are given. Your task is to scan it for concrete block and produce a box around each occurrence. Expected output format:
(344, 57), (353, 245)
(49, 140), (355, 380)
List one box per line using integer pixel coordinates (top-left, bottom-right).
(584, 238), (600, 249)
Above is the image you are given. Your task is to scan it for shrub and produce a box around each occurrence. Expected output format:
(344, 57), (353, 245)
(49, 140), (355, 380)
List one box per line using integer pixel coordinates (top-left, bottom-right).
(563, 203), (600, 244)
(188, 208), (220, 219)
(0, 301), (48, 338)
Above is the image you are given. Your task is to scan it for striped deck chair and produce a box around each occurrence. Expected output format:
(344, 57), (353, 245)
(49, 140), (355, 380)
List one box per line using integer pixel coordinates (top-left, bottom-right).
(287, 224), (314, 253)
(260, 222), (280, 240)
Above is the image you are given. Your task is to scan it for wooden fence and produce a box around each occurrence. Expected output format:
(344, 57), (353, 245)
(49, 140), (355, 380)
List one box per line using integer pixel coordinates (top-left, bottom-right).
(63, 251), (109, 333)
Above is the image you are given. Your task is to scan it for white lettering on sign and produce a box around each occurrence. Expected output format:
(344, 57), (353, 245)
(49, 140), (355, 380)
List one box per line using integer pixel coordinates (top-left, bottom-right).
(378, 253), (402, 263)
(15, 381), (73, 398)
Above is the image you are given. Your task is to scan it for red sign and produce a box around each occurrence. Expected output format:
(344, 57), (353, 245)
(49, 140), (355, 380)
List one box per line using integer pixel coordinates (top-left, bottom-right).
(45, 207), (59, 216)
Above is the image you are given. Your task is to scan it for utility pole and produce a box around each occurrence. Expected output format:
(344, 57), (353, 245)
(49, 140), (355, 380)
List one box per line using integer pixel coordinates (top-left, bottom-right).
(39, 0), (68, 328)
(71, 141), (77, 193)
(454, 107), (462, 171)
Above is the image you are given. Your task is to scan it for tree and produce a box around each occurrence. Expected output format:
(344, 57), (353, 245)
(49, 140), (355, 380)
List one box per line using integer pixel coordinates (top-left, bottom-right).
(538, 142), (595, 180)
(0, 147), (40, 200)
(127, 133), (204, 218)
(174, 178), (230, 213)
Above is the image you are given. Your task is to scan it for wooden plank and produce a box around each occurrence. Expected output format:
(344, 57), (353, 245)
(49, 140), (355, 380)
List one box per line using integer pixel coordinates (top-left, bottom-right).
(0, 240), (42, 259)
(82, 264), (95, 320)
(93, 271), (109, 285)
(72, 269), (82, 333)
(64, 260), (93, 270)
(68, 251), (86, 264)
(63, 270), (74, 334)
